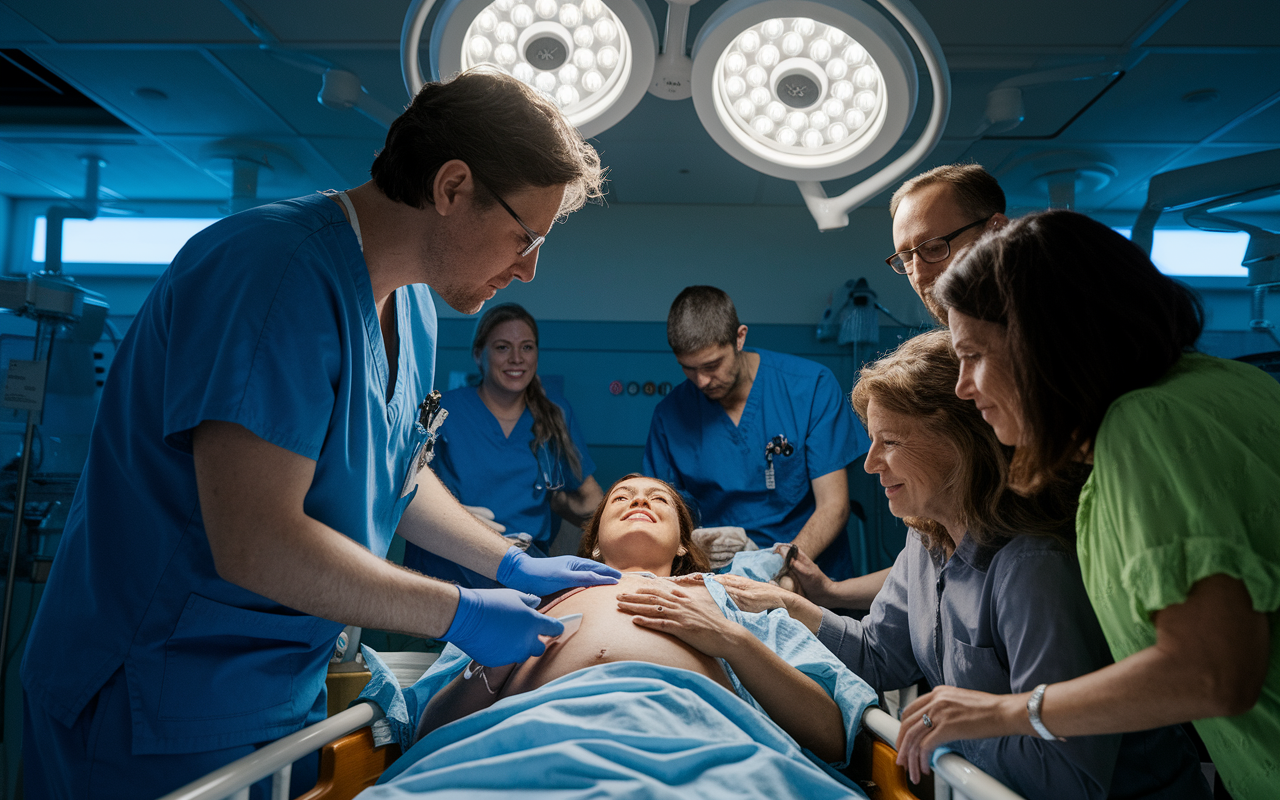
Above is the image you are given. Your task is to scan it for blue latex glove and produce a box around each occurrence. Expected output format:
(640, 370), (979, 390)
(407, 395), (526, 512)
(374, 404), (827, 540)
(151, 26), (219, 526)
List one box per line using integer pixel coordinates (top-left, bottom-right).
(496, 546), (621, 596)
(441, 586), (563, 667)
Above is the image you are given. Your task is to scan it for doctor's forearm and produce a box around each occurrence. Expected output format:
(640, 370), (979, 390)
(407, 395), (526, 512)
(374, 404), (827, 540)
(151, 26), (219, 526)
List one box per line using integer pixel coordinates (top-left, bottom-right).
(790, 503), (848, 559)
(219, 513), (460, 639)
(194, 419), (461, 639)
(397, 468), (513, 578)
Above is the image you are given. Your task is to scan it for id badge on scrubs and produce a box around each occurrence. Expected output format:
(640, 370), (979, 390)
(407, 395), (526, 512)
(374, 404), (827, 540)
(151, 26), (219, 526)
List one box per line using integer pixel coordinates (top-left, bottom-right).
(401, 391), (449, 497)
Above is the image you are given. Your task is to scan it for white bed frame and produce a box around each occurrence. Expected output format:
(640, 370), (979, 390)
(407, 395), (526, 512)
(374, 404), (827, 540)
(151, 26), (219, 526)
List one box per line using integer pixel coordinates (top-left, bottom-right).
(159, 701), (1026, 800)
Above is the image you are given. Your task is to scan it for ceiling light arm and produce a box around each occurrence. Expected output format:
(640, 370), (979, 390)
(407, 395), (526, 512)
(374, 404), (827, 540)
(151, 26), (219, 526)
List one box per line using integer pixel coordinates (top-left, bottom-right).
(1130, 147), (1280, 256)
(650, 0), (700, 100)
(319, 68), (399, 129)
(975, 61), (1122, 137)
(402, 0), (440, 98)
(1183, 207), (1280, 348)
(795, 0), (949, 231)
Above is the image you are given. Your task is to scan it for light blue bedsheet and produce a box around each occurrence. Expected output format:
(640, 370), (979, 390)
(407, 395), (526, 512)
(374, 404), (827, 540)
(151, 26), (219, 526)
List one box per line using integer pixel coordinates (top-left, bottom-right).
(356, 573), (876, 798)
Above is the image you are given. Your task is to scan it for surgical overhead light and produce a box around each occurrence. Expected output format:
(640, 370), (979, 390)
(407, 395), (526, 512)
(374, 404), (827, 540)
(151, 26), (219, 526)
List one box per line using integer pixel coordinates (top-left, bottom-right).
(402, 0), (948, 230)
(403, 0), (657, 137)
(693, 2), (913, 181)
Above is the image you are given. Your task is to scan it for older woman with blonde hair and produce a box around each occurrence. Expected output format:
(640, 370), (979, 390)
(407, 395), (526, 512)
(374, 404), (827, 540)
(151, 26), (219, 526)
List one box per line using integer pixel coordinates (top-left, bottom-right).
(719, 329), (1207, 799)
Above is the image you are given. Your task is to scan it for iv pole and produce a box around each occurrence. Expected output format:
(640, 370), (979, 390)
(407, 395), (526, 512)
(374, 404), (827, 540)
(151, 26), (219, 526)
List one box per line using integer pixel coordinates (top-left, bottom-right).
(0, 157), (109, 738)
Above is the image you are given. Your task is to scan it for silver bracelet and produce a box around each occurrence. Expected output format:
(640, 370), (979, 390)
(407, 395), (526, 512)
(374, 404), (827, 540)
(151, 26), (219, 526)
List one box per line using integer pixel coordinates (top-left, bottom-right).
(1026, 683), (1065, 741)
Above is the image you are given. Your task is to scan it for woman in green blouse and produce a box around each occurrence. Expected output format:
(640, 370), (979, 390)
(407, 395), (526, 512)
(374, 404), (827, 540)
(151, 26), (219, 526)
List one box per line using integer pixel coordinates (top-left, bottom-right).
(893, 209), (1278, 800)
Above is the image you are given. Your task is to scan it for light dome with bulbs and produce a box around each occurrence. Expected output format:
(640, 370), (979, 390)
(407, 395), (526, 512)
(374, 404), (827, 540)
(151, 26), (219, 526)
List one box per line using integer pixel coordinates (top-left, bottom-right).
(431, 0), (657, 137)
(692, 0), (918, 182)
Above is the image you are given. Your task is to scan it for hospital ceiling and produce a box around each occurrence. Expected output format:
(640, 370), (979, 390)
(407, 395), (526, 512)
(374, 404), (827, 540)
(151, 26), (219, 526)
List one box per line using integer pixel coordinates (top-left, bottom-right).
(1, 0), (1279, 220)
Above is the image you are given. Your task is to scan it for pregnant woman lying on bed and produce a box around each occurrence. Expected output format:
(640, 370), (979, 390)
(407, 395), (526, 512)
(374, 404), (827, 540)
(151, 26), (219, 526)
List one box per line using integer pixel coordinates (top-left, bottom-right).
(356, 475), (878, 799)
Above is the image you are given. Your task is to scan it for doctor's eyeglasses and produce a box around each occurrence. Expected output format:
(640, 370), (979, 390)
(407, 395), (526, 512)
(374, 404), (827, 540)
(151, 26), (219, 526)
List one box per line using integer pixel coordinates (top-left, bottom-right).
(486, 187), (547, 258)
(885, 216), (991, 274)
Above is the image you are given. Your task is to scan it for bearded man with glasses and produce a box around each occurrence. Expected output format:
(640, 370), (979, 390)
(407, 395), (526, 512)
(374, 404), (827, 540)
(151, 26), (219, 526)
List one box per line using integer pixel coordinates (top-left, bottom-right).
(886, 163), (1009, 324)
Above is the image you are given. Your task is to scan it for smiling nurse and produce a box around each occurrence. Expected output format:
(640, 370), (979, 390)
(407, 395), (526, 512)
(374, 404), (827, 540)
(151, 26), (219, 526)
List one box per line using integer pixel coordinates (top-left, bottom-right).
(405, 303), (603, 586)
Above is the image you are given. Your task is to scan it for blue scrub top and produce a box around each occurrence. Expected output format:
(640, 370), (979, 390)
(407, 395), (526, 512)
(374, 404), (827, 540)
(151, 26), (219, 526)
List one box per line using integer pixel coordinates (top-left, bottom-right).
(643, 348), (868, 549)
(433, 385), (595, 548)
(22, 194), (437, 755)
(403, 385), (595, 585)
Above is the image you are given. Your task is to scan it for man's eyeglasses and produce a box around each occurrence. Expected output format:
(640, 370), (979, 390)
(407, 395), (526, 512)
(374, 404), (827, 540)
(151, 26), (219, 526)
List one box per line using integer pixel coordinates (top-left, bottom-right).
(885, 216), (991, 274)
(489, 191), (547, 258)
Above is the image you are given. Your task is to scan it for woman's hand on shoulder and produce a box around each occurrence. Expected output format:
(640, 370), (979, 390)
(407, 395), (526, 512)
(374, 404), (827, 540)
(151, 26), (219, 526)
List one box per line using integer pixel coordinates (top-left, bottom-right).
(714, 573), (793, 613)
(616, 579), (745, 659)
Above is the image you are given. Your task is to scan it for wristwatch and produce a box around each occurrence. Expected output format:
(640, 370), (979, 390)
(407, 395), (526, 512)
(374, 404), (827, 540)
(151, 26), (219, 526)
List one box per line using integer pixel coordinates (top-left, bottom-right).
(1026, 683), (1065, 741)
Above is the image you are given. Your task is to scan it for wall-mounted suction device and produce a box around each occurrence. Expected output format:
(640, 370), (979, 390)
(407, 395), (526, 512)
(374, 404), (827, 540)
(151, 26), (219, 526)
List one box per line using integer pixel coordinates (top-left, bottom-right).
(402, 0), (658, 138)
(693, 0), (948, 231)
(0, 156), (109, 726)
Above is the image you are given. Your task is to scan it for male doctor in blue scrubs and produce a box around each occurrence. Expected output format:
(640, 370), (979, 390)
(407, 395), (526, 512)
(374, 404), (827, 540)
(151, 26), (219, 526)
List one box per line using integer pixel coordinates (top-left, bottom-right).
(20, 71), (618, 799)
(643, 286), (870, 581)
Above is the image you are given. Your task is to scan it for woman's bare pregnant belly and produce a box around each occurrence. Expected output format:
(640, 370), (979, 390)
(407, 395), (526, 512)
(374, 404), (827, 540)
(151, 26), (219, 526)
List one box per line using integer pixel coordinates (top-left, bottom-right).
(501, 575), (732, 697)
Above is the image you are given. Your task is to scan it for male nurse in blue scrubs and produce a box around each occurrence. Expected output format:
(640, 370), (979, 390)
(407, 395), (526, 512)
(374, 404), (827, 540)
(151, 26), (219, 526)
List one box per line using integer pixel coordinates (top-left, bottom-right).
(21, 71), (618, 800)
(643, 286), (872, 583)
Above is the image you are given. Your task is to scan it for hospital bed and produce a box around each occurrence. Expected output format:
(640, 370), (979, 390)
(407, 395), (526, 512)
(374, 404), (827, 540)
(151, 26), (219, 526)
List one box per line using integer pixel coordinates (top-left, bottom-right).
(159, 656), (1026, 800)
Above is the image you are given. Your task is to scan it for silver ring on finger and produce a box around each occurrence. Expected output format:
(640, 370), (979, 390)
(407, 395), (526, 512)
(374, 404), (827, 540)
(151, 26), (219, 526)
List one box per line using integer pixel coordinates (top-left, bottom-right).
(921, 713), (933, 729)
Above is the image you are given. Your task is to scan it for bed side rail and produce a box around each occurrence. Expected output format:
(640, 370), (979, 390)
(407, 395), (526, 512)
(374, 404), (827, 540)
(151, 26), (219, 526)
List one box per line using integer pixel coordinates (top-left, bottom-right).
(862, 707), (1027, 800)
(157, 701), (385, 800)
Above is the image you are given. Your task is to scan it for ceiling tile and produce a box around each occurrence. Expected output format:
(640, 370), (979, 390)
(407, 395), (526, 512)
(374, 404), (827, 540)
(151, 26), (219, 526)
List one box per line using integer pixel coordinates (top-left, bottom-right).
(0, 136), (226, 200)
(1059, 52), (1280, 144)
(1147, 0), (1280, 46)
(27, 47), (295, 137)
(0, 3), (51, 44)
(2, 0), (254, 43)
(914, 0), (1169, 48)
(241, 0), (405, 44)
(213, 49), (397, 139)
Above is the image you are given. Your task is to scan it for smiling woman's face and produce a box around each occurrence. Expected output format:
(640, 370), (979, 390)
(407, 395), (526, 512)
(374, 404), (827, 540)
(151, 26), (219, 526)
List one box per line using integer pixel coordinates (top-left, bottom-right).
(597, 477), (683, 575)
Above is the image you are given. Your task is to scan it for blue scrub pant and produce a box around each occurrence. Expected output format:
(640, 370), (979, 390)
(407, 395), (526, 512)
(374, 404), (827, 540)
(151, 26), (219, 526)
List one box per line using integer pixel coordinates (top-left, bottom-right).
(23, 666), (322, 800)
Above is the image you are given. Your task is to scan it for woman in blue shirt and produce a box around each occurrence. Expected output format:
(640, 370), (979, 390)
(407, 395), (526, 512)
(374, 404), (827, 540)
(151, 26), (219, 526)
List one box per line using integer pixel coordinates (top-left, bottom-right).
(405, 303), (602, 587)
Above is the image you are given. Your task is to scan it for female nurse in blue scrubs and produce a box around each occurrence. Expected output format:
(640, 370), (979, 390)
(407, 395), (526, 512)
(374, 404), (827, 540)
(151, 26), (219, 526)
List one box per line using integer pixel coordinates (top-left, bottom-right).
(405, 303), (603, 587)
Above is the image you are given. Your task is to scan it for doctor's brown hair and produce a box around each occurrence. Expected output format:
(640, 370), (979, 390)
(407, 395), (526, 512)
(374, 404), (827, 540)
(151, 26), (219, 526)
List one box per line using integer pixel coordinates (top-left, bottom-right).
(579, 475), (710, 576)
(472, 303), (582, 481)
(850, 330), (1077, 552)
(667, 286), (740, 356)
(935, 210), (1203, 495)
(371, 69), (603, 216)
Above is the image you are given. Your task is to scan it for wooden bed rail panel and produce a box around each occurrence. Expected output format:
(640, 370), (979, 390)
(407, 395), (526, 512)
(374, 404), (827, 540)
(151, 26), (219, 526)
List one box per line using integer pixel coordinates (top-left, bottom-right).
(295, 728), (401, 800)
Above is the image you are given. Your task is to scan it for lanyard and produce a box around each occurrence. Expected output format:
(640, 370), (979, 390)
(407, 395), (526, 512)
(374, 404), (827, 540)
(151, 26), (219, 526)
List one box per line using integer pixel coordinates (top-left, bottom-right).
(323, 189), (363, 251)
